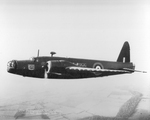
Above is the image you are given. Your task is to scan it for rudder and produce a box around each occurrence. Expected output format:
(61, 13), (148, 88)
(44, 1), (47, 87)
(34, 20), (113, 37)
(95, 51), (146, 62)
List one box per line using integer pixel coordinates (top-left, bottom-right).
(117, 41), (130, 63)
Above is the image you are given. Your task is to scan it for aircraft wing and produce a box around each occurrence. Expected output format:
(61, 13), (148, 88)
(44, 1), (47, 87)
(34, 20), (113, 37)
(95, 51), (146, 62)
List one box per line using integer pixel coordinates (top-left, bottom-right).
(66, 66), (130, 73)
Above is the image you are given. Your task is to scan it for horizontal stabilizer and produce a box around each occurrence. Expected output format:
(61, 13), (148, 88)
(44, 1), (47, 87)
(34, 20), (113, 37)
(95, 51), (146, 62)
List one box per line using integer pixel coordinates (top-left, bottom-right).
(123, 68), (147, 73)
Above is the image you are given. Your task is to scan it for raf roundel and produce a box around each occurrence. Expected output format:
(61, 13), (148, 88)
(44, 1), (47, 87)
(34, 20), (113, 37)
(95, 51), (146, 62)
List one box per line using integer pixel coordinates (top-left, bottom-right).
(95, 65), (101, 70)
(93, 62), (104, 75)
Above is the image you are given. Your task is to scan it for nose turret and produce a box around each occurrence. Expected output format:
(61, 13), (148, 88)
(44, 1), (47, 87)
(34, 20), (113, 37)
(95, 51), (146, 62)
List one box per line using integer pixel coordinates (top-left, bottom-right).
(7, 60), (17, 73)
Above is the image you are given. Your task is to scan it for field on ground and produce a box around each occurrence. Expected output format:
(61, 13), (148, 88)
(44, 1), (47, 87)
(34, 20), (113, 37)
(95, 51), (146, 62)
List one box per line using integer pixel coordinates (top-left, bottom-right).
(0, 74), (150, 120)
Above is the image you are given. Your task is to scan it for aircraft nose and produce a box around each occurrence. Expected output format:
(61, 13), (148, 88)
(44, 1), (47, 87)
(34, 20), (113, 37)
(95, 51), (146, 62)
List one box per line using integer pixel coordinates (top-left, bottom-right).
(7, 60), (17, 73)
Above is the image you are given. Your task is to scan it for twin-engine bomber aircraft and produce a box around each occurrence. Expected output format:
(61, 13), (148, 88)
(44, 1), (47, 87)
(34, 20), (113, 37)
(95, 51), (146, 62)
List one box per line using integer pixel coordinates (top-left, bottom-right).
(7, 41), (146, 79)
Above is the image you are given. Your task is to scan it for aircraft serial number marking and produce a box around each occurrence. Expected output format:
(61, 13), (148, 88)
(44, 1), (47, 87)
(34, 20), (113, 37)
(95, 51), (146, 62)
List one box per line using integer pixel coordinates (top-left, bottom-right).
(73, 63), (87, 67)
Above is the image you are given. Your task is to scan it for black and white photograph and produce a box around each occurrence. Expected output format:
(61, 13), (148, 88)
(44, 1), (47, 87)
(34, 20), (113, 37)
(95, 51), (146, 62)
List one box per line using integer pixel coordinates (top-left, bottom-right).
(0, 0), (150, 119)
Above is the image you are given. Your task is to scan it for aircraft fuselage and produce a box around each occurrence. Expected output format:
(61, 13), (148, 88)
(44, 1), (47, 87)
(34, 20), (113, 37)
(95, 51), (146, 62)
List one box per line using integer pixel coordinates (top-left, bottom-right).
(7, 56), (134, 79)
(8, 42), (140, 79)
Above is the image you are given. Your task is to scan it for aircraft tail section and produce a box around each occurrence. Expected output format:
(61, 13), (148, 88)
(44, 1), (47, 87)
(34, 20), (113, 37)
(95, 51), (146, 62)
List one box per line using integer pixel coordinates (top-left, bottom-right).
(117, 41), (130, 63)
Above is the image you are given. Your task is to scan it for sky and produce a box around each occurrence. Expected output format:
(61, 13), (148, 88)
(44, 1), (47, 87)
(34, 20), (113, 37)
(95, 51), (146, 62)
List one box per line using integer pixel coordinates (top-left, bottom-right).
(0, 0), (150, 99)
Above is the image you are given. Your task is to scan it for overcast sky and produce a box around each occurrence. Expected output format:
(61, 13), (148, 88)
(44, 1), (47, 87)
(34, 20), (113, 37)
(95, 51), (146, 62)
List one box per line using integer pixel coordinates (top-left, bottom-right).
(0, 0), (150, 99)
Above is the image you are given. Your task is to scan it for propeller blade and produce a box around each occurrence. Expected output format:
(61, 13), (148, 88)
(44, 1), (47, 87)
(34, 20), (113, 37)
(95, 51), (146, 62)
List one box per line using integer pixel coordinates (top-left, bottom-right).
(44, 69), (48, 79)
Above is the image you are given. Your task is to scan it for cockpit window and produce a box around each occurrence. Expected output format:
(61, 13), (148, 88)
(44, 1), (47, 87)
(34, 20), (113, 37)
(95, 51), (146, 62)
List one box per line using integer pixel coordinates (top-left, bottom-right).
(29, 57), (38, 62)
(30, 57), (36, 62)
(7, 61), (16, 68)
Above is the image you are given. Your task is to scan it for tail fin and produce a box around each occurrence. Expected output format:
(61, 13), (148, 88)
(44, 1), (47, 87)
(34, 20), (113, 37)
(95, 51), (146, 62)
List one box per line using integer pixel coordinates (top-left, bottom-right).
(117, 41), (130, 63)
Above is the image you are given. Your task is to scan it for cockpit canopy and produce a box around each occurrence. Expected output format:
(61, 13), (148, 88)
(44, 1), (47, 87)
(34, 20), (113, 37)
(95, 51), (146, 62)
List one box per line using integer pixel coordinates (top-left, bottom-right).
(29, 57), (36, 62)
(29, 57), (39, 62)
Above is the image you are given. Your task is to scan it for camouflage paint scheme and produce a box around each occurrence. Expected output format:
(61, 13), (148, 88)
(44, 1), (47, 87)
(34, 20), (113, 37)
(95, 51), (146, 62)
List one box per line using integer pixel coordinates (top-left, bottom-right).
(7, 42), (135, 79)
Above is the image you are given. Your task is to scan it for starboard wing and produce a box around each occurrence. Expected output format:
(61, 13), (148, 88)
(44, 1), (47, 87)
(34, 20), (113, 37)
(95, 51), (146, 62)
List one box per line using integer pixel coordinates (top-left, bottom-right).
(66, 66), (130, 74)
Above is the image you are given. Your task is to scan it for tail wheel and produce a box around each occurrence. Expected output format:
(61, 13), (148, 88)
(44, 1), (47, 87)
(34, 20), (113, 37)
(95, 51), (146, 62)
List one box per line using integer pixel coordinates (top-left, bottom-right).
(93, 62), (104, 76)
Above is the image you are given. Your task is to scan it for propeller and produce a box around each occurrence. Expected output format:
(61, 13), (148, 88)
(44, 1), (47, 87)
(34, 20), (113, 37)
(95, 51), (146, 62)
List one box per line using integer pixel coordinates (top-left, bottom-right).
(44, 69), (48, 79)
(44, 61), (51, 79)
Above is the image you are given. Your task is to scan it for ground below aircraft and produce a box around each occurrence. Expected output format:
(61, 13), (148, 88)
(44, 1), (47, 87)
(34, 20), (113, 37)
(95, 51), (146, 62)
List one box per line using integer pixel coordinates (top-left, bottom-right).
(7, 41), (145, 79)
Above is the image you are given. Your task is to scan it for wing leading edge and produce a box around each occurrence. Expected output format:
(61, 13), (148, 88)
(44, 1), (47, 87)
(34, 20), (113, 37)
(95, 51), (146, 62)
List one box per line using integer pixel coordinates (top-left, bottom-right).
(66, 66), (130, 74)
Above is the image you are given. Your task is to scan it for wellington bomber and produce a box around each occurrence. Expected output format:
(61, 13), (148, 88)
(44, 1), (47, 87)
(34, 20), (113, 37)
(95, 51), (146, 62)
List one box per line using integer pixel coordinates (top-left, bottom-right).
(7, 41), (146, 79)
